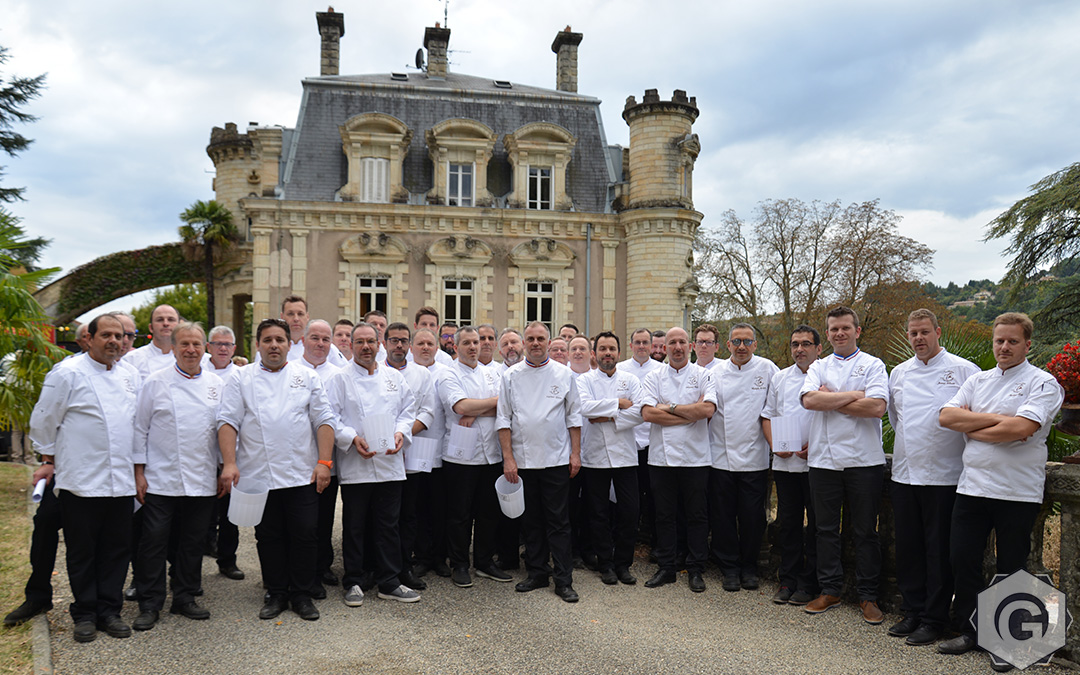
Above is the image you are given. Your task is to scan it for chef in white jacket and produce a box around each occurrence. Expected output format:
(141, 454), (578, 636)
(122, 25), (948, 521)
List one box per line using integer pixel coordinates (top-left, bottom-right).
(497, 321), (583, 603)
(324, 322), (419, 607)
(217, 318), (336, 623)
(30, 314), (139, 643)
(576, 331), (644, 586)
(131, 322), (222, 631)
(124, 304), (179, 379)
(707, 323), (779, 593)
(617, 327), (663, 550)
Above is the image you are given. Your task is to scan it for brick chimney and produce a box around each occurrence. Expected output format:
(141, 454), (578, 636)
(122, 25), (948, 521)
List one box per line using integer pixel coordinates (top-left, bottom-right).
(316, 8), (345, 76)
(424, 24), (451, 79)
(551, 27), (583, 93)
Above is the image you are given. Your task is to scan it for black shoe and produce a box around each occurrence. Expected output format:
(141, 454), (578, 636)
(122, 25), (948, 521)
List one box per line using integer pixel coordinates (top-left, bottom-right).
(433, 561), (452, 578)
(615, 567), (637, 585)
(73, 620), (97, 643)
(888, 616), (920, 637)
(97, 615), (131, 639)
(740, 572), (759, 590)
(772, 586), (794, 604)
(319, 570), (339, 586)
(582, 553), (599, 571)
(688, 571), (706, 593)
(3, 599), (52, 626)
(905, 624), (942, 646)
(219, 564), (245, 580)
(124, 586), (138, 602)
(475, 565), (513, 582)
(193, 587), (204, 597)
(452, 567), (473, 588)
(400, 570), (428, 591)
(515, 576), (550, 593)
(572, 556), (585, 570)
(990, 660), (1015, 673)
(132, 610), (159, 631)
(311, 584), (327, 600)
(722, 574), (741, 592)
(644, 570), (677, 588)
(937, 634), (977, 655)
(555, 585), (579, 603)
(292, 596), (320, 621)
(170, 601), (210, 620)
(788, 589), (814, 606)
(413, 562), (431, 578)
(259, 595), (288, 620)
(600, 568), (618, 585)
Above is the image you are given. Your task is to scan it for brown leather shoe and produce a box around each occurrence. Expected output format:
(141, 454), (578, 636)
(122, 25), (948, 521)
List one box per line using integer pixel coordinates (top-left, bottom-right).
(804, 594), (841, 614)
(860, 600), (884, 625)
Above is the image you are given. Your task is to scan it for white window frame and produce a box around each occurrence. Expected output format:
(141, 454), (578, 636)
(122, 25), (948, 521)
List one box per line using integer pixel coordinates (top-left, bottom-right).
(361, 157), (389, 203)
(447, 162), (474, 207)
(356, 275), (389, 317)
(525, 280), (556, 335)
(443, 278), (475, 326)
(527, 166), (552, 210)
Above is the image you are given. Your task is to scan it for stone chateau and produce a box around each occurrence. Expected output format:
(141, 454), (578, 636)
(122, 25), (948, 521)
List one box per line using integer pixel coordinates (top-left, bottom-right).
(208, 9), (702, 344)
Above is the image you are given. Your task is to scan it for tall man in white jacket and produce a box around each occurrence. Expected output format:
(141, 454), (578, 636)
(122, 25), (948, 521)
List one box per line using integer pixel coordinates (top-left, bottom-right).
(577, 331), (644, 586)
(30, 314), (139, 643)
(125, 304), (179, 379)
(640, 327), (718, 593)
(324, 322), (420, 608)
(498, 321), (583, 603)
(131, 322), (222, 631)
(217, 318), (336, 622)
(886, 309), (979, 646)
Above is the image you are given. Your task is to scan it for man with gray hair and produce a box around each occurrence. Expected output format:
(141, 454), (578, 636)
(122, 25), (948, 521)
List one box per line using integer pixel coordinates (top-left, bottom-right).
(107, 311), (138, 358)
(495, 328), (524, 375)
(203, 325), (238, 377)
(477, 324), (498, 367)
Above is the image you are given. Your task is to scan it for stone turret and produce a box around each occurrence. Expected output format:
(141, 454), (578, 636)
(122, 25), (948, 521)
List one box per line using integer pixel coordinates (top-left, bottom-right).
(620, 89), (703, 336)
(206, 123), (283, 232)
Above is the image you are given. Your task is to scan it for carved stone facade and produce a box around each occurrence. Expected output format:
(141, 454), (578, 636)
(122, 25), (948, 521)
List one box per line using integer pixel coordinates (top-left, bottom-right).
(207, 11), (702, 347)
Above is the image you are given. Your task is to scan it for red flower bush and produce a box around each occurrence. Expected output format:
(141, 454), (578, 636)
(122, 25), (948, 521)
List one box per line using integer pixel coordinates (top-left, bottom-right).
(1048, 341), (1080, 405)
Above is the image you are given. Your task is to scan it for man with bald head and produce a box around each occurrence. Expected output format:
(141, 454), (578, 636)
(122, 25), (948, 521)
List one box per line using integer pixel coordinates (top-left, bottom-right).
(125, 304), (179, 379)
(640, 327), (717, 593)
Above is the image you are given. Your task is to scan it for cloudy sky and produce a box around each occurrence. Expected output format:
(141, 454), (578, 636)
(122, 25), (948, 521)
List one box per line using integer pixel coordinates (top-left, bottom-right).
(4, 0), (1079, 320)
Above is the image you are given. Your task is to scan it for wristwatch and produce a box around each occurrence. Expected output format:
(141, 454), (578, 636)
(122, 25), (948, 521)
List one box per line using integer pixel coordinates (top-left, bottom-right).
(668, 403), (678, 413)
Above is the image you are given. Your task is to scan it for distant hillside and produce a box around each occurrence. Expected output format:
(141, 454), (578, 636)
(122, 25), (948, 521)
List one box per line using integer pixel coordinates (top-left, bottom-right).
(924, 258), (1080, 325)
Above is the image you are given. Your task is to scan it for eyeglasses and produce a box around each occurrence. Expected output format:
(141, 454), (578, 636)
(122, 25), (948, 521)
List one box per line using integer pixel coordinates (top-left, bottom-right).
(694, 340), (717, 346)
(123, 332), (137, 339)
(729, 339), (756, 347)
(440, 333), (455, 340)
(386, 337), (410, 345)
(209, 341), (235, 348)
(790, 341), (816, 349)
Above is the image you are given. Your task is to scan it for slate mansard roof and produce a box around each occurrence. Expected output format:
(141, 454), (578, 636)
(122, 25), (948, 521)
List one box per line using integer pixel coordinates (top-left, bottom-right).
(279, 71), (619, 213)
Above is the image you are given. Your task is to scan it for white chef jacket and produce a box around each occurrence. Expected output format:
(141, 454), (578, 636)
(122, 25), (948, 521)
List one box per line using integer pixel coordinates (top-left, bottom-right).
(392, 361), (437, 474)
(254, 340), (349, 368)
(889, 349), (980, 486)
(944, 360), (1064, 503)
(201, 353), (237, 379)
(641, 362), (718, 467)
(125, 342), (175, 380)
(298, 357), (341, 380)
(216, 361), (336, 490)
(440, 359), (501, 465)
(422, 361), (449, 468)
(709, 355), (779, 472)
(496, 359), (582, 469)
(762, 364), (816, 474)
(577, 368), (644, 469)
(30, 354), (139, 497)
(618, 356), (664, 451)
(324, 361), (415, 484)
(799, 349), (888, 470)
(407, 349), (453, 367)
(134, 365), (223, 497)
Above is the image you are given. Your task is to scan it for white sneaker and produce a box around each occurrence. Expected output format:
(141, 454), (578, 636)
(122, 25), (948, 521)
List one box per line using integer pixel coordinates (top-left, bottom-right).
(377, 585), (420, 603)
(343, 585), (364, 607)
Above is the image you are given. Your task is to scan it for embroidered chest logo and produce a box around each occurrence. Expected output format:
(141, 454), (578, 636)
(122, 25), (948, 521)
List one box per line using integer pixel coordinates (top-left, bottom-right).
(937, 370), (958, 386)
(687, 375), (699, 388)
(385, 380), (399, 393)
(206, 386), (219, 402)
(852, 365), (867, 377)
(547, 385), (561, 398)
(1008, 382), (1026, 398)
(752, 376), (767, 390)
(484, 373), (496, 386)
(122, 377), (135, 394)
(289, 375), (305, 389)
(617, 380), (629, 392)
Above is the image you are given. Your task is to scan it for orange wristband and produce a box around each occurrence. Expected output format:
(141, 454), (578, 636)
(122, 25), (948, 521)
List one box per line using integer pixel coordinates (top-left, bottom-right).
(318, 459), (333, 469)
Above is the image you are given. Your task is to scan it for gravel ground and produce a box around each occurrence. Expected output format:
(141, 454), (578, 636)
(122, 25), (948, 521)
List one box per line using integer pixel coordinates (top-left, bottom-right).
(44, 501), (1072, 675)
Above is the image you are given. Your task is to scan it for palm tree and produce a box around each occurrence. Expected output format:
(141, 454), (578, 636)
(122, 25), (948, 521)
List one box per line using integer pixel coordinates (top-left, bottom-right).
(178, 200), (240, 327)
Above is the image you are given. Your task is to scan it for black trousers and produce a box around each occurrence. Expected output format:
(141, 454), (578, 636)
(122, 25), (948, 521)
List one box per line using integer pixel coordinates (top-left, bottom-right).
(650, 465), (709, 573)
(519, 466), (574, 587)
(893, 482), (956, 629)
(59, 491), (132, 624)
(340, 481), (403, 593)
(708, 468), (768, 576)
(443, 461), (501, 570)
(637, 447), (656, 545)
(255, 484), (320, 602)
(773, 470), (818, 593)
(414, 467), (449, 568)
(400, 472), (421, 571)
(569, 472), (593, 559)
(950, 494), (1041, 637)
(135, 494), (215, 611)
(214, 491), (240, 568)
(25, 477), (61, 606)
(809, 465), (883, 600)
(583, 466), (639, 571)
(316, 476), (339, 575)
